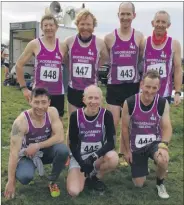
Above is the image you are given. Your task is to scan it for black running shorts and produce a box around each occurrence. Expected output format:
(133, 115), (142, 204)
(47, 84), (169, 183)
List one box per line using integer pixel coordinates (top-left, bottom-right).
(131, 141), (160, 178)
(67, 86), (85, 108)
(106, 82), (140, 106)
(50, 94), (65, 117)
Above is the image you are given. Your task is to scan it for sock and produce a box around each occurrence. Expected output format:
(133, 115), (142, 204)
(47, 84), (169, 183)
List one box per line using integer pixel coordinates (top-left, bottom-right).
(156, 177), (164, 185)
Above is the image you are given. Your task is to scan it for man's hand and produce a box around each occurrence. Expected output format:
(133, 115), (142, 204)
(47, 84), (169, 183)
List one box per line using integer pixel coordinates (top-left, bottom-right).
(4, 180), (16, 199)
(25, 143), (40, 158)
(156, 148), (169, 164)
(83, 154), (97, 166)
(174, 94), (181, 106)
(124, 151), (132, 165)
(22, 88), (31, 102)
(80, 164), (94, 177)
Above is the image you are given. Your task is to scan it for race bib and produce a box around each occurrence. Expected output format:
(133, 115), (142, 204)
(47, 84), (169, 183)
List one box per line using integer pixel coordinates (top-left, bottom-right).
(73, 63), (92, 78)
(40, 66), (59, 82)
(135, 134), (156, 148)
(147, 63), (166, 78)
(117, 66), (135, 81)
(81, 141), (102, 155)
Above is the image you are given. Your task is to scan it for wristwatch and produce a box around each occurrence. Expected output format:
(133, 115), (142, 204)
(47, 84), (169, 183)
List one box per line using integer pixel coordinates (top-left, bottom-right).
(91, 152), (98, 161)
(175, 91), (181, 96)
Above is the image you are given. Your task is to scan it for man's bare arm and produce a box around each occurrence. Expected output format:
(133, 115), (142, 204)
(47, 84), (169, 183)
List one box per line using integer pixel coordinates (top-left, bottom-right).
(173, 40), (182, 93)
(16, 40), (36, 87)
(60, 41), (68, 65)
(8, 118), (25, 183)
(38, 107), (64, 149)
(121, 101), (131, 153)
(160, 100), (172, 143)
(98, 39), (110, 67)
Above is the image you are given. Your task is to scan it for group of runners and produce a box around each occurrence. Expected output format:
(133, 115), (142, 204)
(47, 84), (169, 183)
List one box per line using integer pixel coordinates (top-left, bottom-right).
(4, 1), (182, 201)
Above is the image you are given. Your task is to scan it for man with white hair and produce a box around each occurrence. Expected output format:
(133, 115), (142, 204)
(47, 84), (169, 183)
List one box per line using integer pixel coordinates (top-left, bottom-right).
(141, 10), (182, 105)
(67, 85), (118, 196)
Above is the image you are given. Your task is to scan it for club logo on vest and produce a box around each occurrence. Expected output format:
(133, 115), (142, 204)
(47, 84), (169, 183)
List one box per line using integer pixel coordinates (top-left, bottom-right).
(95, 121), (101, 128)
(150, 114), (156, 121)
(55, 52), (61, 59)
(130, 43), (135, 49)
(88, 49), (94, 56)
(160, 51), (166, 58)
(45, 127), (50, 133)
(80, 123), (85, 128)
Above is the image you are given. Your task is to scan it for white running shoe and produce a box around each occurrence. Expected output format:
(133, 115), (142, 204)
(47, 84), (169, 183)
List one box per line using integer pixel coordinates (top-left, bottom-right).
(156, 184), (170, 199)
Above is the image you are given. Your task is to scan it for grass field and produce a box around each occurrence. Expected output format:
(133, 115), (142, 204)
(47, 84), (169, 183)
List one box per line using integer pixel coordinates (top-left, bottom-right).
(1, 83), (184, 205)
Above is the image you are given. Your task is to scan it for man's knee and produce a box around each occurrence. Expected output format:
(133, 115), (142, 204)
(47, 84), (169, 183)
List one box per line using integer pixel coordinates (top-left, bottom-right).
(67, 186), (81, 197)
(16, 172), (34, 185)
(132, 177), (146, 188)
(157, 158), (168, 170)
(54, 144), (69, 160)
(104, 151), (119, 168)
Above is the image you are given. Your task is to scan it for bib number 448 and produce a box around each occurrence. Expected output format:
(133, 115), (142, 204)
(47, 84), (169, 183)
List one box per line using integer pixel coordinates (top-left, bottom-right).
(43, 70), (57, 79)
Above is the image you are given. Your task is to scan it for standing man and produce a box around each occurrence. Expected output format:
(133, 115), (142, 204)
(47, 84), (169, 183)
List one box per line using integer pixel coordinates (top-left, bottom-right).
(67, 85), (118, 196)
(142, 10), (182, 105)
(4, 88), (69, 199)
(64, 9), (109, 128)
(2, 45), (10, 81)
(104, 2), (144, 164)
(121, 70), (172, 199)
(16, 14), (67, 118)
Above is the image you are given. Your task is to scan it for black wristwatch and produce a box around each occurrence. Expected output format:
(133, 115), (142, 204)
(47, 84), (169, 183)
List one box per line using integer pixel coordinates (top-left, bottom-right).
(175, 91), (181, 96)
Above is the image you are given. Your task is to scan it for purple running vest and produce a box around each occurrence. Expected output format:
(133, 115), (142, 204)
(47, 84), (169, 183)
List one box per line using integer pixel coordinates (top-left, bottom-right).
(130, 94), (161, 152)
(77, 108), (106, 157)
(108, 29), (139, 84)
(33, 38), (64, 95)
(69, 35), (99, 90)
(143, 36), (173, 97)
(21, 111), (52, 148)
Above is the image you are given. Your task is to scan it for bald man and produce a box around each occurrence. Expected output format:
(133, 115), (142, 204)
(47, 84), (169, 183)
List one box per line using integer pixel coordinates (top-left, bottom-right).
(67, 85), (118, 196)
(104, 2), (144, 165)
(141, 10), (182, 106)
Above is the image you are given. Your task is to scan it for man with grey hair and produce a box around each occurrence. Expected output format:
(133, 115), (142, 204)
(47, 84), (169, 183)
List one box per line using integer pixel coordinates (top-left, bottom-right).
(141, 10), (182, 106)
(104, 2), (144, 166)
(67, 85), (118, 196)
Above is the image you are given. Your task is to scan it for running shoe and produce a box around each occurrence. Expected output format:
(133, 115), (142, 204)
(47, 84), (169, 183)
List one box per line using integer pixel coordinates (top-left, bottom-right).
(48, 183), (60, 197)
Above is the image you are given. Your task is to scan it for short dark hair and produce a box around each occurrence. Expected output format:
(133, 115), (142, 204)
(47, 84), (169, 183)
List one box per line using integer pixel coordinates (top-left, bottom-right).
(142, 70), (161, 81)
(31, 88), (51, 100)
(119, 2), (135, 13)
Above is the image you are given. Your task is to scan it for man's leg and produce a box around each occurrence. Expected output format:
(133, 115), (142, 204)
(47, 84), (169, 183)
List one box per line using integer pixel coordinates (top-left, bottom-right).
(152, 144), (170, 199)
(41, 143), (69, 197)
(42, 143), (69, 182)
(16, 157), (36, 185)
(67, 157), (85, 197)
(85, 151), (119, 191)
(131, 151), (149, 187)
(95, 150), (119, 178)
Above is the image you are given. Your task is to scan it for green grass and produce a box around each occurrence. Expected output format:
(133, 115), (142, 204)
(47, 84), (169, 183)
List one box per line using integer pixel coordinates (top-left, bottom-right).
(1, 83), (184, 205)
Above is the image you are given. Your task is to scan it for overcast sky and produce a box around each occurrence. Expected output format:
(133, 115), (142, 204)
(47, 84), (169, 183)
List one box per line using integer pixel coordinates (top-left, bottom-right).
(1, 1), (183, 55)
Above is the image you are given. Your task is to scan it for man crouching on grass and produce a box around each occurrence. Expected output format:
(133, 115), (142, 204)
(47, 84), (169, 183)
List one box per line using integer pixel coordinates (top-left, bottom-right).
(121, 70), (172, 199)
(4, 88), (69, 199)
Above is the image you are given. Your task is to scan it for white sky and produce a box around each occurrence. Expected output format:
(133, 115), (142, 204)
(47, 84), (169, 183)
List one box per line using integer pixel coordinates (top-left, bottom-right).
(1, 1), (183, 55)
